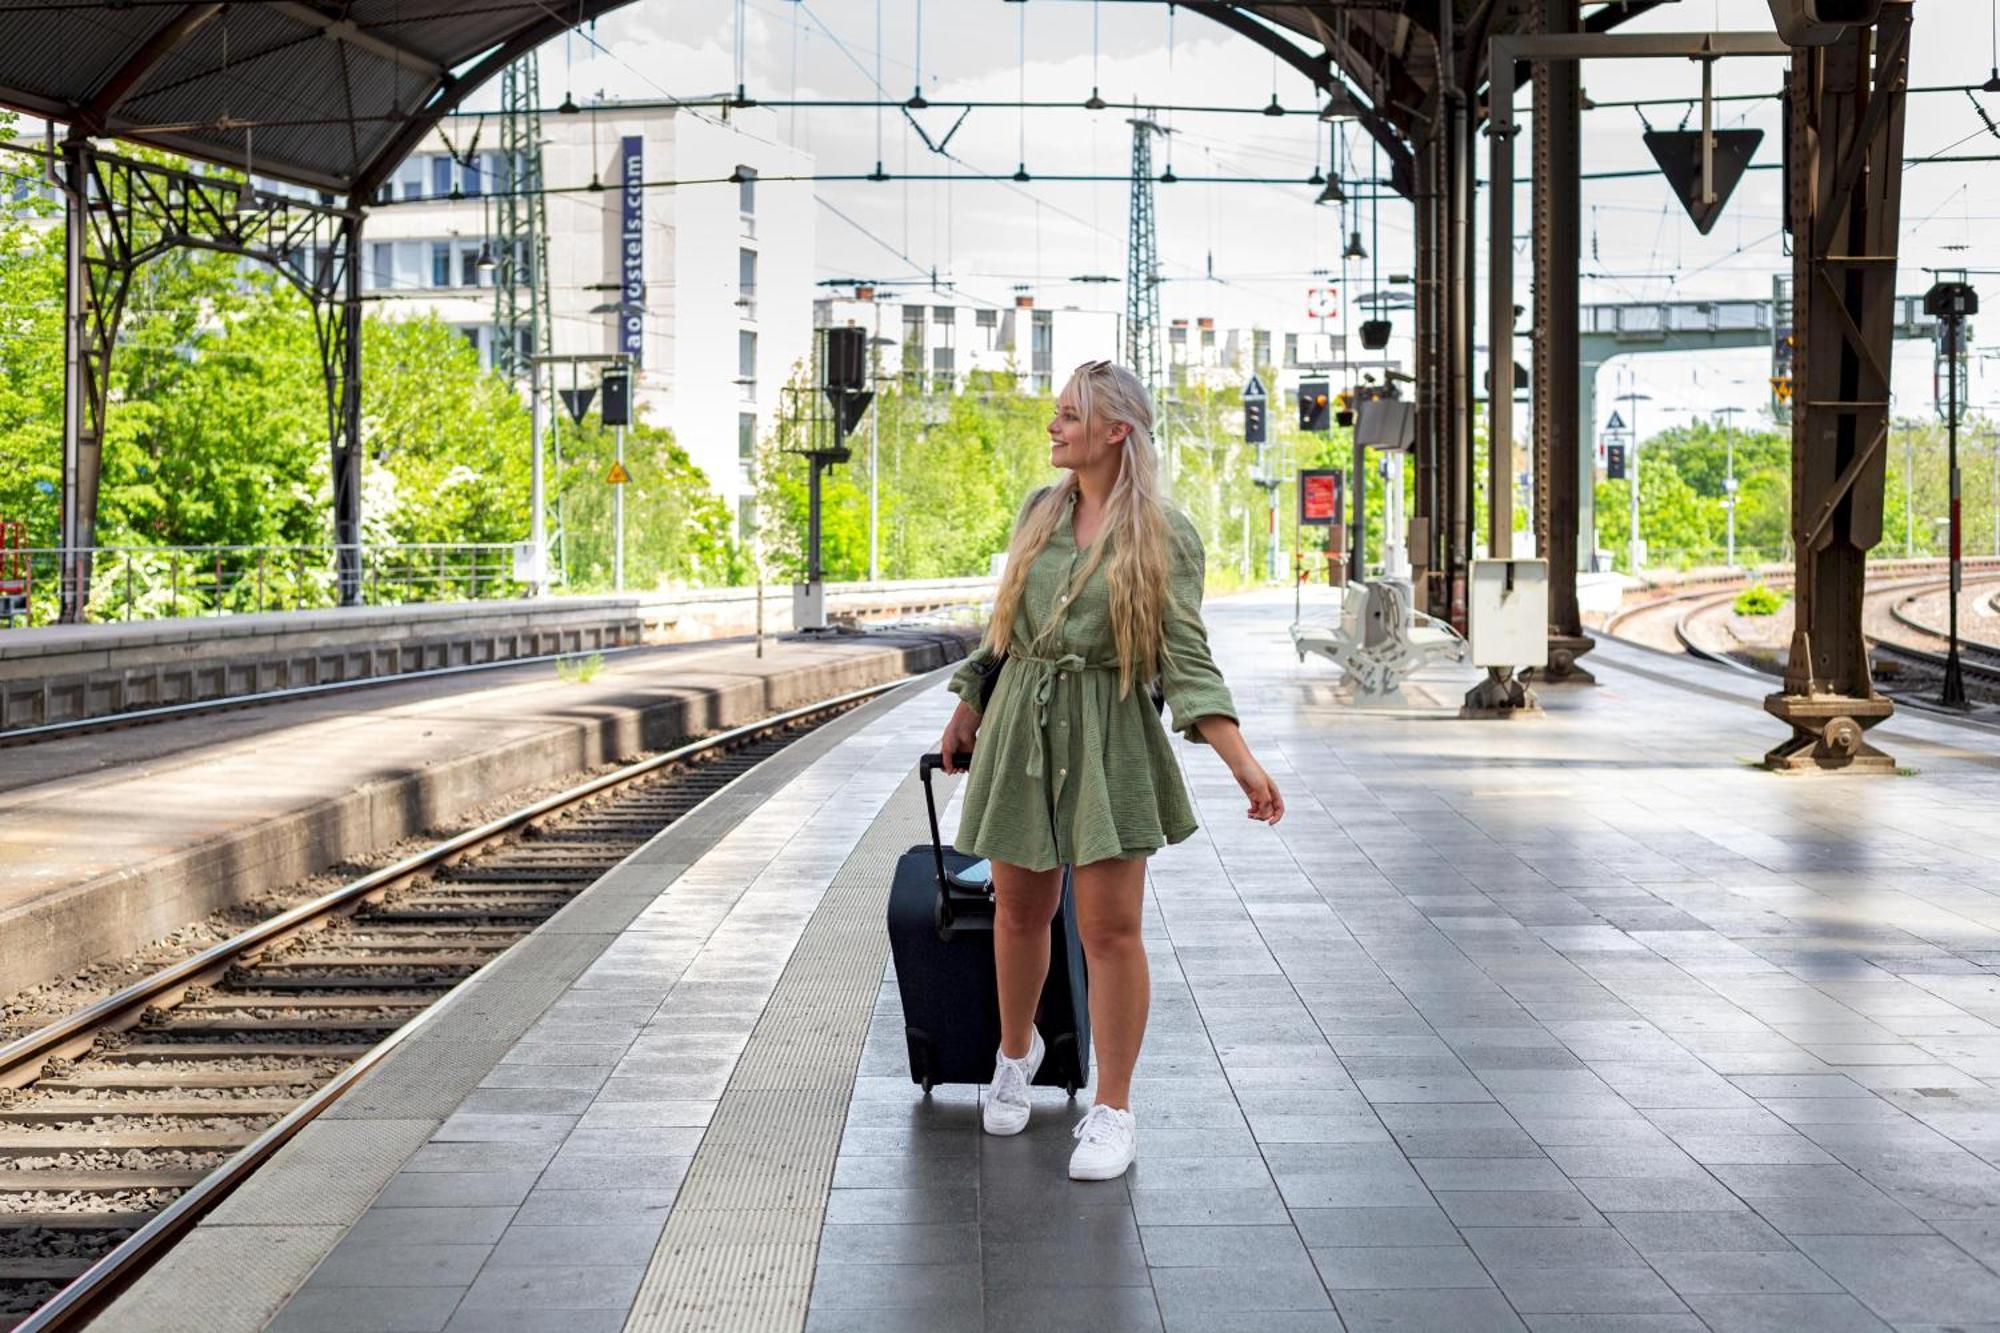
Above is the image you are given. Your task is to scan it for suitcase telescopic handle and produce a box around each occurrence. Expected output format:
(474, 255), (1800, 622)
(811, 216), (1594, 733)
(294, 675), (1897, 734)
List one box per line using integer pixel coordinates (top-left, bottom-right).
(919, 752), (974, 920)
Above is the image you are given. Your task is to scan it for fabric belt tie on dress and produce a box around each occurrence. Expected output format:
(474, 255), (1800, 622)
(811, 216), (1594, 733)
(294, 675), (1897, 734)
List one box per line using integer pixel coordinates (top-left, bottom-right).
(1016, 651), (1112, 781)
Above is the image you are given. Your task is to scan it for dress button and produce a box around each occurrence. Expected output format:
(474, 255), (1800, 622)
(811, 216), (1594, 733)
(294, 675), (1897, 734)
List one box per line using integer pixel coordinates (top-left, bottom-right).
(1059, 767), (1067, 777)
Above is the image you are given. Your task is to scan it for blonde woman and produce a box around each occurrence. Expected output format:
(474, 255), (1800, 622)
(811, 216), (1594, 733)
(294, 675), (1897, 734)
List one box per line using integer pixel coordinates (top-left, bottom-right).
(938, 359), (1284, 1181)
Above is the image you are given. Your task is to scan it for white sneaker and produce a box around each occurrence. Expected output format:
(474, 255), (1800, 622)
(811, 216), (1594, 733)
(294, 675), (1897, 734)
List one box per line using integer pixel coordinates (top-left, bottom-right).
(1069, 1103), (1138, 1180)
(981, 1028), (1044, 1136)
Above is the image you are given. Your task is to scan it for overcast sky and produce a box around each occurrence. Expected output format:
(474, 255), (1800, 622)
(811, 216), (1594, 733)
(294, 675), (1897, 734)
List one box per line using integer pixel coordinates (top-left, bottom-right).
(519, 0), (1997, 437)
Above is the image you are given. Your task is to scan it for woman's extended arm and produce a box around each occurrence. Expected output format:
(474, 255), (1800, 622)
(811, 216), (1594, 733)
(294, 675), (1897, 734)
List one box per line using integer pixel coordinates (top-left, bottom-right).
(1194, 715), (1284, 824)
(1160, 516), (1283, 825)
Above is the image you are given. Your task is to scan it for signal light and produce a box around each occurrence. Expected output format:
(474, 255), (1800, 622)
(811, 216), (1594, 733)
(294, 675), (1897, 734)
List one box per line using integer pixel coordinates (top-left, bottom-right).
(1299, 380), (1331, 432)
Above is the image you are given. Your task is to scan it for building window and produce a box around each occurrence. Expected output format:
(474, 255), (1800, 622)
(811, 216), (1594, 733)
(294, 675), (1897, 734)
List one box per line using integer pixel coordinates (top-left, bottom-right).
(370, 243), (393, 291)
(975, 308), (998, 351)
(395, 158), (424, 201)
(1031, 311), (1053, 393)
(458, 242), (483, 288)
(430, 155), (453, 199)
(1284, 332), (1299, 368)
(1253, 329), (1271, 370)
(738, 330), (757, 401)
(737, 495), (755, 541)
(736, 165), (756, 236)
(1201, 327), (1216, 357)
(461, 155), (483, 197)
(901, 306), (925, 388)
(738, 247), (757, 320)
(430, 242), (451, 288)
(933, 346), (955, 394)
(739, 412), (757, 462)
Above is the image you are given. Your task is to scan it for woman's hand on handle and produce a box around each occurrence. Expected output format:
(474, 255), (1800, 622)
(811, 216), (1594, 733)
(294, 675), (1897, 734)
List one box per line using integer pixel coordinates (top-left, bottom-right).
(939, 701), (981, 774)
(1231, 758), (1284, 825)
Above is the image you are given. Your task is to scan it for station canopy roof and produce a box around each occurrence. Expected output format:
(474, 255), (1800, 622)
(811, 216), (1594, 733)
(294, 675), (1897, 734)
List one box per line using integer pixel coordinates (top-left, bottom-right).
(0, 0), (1669, 201)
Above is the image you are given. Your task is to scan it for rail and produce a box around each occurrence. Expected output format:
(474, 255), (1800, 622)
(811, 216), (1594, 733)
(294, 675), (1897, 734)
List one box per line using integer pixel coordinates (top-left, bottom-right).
(5, 677), (907, 1331)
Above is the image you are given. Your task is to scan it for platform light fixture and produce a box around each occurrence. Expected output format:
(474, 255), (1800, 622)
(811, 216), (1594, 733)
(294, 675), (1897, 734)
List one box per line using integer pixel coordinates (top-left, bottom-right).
(1263, 94), (1285, 117)
(1320, 85), (1362, 120)
(1344, 229), (1368, 261)
(1315, 175), (1345, 205)
(1084, 88), (1107, 111)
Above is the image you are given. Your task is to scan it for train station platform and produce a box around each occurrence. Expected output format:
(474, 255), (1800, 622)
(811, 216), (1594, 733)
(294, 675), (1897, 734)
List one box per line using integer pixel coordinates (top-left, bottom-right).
(0, 624), (974, 999)
(98, 587), (2000, 1332)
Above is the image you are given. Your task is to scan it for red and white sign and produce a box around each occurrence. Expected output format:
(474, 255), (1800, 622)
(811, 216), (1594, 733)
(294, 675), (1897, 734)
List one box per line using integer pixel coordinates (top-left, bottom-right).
(1305, 285), (1339, 320)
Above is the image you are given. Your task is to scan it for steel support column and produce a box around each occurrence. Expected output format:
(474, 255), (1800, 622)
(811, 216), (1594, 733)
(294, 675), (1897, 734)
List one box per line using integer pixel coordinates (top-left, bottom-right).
(1764, 4), (1912, 772)
(1412, 136), (1444, 612)
(1528, 0), (1594, 683)
(53, 144), (360, 621)
(325, 215), (365, 605)
(1450, 92), (1475, 630)
(57, 138), (133, 624)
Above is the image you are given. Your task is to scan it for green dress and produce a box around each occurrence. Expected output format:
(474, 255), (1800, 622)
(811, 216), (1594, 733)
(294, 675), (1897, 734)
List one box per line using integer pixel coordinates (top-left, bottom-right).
(946, 485), (1239, 871)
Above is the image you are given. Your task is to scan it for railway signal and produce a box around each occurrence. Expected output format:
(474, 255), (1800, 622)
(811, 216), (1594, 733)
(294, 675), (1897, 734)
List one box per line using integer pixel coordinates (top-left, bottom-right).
(1243, 373), (1268, 445)
(1926, 278), (1978, 708)
(1299, 380), (1330, 432)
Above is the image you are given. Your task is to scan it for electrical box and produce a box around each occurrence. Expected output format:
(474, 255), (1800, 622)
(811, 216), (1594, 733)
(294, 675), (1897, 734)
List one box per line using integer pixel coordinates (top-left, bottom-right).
(1467, 559), (1548, 669)
(792, 579), (826, 631)
(512, 541), (546, 585)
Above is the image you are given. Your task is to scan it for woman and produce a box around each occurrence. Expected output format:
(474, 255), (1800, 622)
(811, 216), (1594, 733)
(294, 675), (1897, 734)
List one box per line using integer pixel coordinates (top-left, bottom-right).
(937, 359), (1284, 1182)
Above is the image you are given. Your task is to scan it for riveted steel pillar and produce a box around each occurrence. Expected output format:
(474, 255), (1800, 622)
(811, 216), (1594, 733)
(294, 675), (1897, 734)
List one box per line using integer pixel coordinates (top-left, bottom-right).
(334, 215), (364, 605)
(58, 139), (136, 625)
(1413, 135), (1445, 614)
(1764, 2), (1911, 773)
(1527, 0), (1593, 684)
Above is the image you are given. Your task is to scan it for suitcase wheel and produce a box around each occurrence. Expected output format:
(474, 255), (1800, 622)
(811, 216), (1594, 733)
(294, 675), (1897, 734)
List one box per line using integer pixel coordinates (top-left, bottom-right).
(921, 1075), (934, 1095)
(1065, 1078), (1079, 1098)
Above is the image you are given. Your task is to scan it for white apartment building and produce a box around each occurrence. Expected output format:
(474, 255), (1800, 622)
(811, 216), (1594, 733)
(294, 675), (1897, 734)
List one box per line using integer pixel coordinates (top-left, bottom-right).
(361, 101), (814, 531)
(814, 289), (1120, 396)
(808, 291), (1412, 421)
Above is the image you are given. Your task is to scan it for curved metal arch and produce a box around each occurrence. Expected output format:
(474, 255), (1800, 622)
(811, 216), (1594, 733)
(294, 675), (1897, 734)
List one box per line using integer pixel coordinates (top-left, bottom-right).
(348, 6), (635, 202)
(1184, 2), (1418, 197)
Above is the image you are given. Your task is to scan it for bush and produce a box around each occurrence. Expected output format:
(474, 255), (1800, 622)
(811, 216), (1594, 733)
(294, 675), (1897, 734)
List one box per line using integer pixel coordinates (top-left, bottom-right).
(1733, 583), (1787, 616)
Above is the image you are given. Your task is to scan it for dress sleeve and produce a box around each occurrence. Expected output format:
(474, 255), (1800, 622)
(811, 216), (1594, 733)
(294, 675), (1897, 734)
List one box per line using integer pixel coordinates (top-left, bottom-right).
(1159, 513), (1238, 745)
(946, 485), (1051, 715)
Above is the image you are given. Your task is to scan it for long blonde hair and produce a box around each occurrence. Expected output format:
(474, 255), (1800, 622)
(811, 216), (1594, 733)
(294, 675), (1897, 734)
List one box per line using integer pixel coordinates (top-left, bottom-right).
(980, 360), (1184, 701)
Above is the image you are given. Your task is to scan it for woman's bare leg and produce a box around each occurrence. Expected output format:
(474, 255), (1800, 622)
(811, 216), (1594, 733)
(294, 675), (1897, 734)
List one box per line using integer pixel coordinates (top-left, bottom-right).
(991, 859), (1065, 1060)
(1073, 856), (1149, 1109)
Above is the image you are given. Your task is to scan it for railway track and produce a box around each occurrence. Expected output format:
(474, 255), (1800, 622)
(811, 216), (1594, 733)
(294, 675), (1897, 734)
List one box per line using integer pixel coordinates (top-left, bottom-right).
(0, 680), (900, 1331)
(1607, 565), (2000, 710)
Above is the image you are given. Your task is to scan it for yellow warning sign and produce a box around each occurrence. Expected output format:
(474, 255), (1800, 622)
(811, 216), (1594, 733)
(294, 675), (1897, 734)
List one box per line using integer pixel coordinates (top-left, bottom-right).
(606, 461), (631, 485)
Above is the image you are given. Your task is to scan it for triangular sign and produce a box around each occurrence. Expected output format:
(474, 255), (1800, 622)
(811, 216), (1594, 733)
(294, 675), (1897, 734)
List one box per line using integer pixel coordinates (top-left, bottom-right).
(1643, 128), (1763, 236)
(825, 387), (874, 441)
(1605, 410), (1626, 432)
(560, 387), (596, 425)
(605, 460), (631, 485)
(1243, 373), (1269, 400)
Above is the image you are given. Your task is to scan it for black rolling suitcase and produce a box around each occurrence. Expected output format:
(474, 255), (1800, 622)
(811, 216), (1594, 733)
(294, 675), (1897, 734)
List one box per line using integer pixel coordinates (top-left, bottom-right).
(886, 752), (1090, 1096)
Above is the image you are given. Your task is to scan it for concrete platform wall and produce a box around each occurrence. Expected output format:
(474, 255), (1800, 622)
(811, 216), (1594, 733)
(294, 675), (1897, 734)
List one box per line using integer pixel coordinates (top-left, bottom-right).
(0, 599), (644, 730)
(0, 628), (974, 997)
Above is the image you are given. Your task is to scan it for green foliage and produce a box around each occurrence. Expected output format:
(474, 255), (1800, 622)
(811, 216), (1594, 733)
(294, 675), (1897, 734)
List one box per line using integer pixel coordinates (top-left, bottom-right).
(0, 185), (738, 608)
(556, 651), (604, 684)
(1732, 583), (1787, 616)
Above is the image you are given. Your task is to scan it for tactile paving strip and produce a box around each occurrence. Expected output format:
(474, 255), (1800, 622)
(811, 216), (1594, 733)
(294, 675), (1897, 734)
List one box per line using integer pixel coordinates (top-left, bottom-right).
(625, 766), (924, 1332)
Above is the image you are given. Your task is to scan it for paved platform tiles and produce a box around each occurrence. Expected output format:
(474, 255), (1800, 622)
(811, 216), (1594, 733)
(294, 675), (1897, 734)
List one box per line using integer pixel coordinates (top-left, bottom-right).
(105, 585), (2000, 1333)
(0, 624), (969, 995)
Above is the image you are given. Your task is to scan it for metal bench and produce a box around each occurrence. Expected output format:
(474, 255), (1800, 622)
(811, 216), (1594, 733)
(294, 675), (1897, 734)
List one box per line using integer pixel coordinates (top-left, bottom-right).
(1291, 578), (1467, 706)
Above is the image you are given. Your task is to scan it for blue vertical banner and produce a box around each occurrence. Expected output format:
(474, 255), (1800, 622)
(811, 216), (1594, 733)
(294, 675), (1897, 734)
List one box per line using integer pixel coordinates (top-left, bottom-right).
(620, 135), (645, 365)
